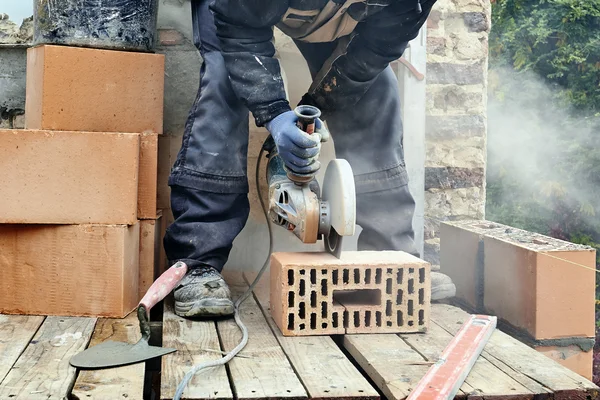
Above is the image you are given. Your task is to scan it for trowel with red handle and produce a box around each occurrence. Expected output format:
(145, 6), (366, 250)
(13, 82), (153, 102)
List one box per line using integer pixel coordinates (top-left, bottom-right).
(70, 261), (188, 369)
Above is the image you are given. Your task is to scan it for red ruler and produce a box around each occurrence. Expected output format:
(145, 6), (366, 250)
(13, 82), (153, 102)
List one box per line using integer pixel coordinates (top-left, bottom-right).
(407, 315), (497, 400)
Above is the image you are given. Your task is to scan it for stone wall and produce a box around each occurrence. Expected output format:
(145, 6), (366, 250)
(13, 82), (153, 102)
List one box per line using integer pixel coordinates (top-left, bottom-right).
(423, 0), (491, 266)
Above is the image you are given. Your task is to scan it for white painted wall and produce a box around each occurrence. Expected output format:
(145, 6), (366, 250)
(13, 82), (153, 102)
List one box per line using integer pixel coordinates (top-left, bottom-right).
(399, 27), (427, 257)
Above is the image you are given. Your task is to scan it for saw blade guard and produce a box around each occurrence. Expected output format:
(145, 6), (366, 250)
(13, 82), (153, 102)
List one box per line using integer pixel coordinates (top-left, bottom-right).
(322, 159), (356, 237)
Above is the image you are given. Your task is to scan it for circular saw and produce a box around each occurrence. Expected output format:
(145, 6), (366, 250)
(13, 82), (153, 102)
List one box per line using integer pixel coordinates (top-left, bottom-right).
(267, 156), (356, 258)
(265, 105), (356, 258)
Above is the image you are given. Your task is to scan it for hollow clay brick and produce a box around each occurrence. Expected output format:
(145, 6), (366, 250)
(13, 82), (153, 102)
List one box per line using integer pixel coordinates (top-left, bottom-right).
(484, 230), (596, 340)
(139, 214), (162, 300)
(0, 129), (139, 224)
(440, 221), (506, 310)
(138, 132), (159, 219)
(440, 220), (596, 340)
(271, 251), (431, 336)
(25, 45), (164, 134)
(0, 223), (139, 317)
(536, 345), (592, 380)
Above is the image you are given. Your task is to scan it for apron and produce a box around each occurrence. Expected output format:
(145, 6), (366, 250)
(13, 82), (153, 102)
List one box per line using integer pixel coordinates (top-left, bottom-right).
(276, 0), (367, 43)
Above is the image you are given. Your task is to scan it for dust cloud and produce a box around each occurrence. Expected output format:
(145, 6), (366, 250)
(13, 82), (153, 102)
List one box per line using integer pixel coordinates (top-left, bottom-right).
(486, 67), (600, 236)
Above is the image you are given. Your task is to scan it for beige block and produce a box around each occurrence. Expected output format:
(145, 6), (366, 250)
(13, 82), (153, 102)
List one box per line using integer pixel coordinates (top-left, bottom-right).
(0, 223), (139, 317)
(139, 214), (162, 300)
(139, 133), (159, 219)
(25, 45), (164, 133)
(271, 251), (431, 336)
(0, 129), (139, 224)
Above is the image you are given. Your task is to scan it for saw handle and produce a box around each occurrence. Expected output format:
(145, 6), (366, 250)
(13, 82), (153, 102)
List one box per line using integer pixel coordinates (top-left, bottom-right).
(294, 105), (321, 134)
(139, 261), (188, 313)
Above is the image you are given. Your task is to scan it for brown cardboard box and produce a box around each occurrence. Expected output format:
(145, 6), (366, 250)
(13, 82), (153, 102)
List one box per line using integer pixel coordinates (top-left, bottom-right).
(0, 129), (139, 224)
(0, 223), (139, 317)
(25, 45), (164, 134)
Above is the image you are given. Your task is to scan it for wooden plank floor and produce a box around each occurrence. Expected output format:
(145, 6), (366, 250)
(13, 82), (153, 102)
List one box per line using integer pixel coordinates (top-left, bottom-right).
(0, 316), (96, 399)
(71, 312), (145, 399)
(0, 271), (598, 399)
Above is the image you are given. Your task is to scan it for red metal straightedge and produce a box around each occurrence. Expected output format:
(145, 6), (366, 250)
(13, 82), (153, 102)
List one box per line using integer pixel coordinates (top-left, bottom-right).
(407, 314), (497, 400)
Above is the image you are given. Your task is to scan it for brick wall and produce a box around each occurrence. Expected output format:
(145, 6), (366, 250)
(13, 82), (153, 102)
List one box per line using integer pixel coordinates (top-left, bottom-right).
(424, 0), (491, 267)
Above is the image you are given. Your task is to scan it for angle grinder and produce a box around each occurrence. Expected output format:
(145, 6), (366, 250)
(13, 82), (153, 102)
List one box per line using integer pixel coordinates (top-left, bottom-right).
(262, 105), (356, 258)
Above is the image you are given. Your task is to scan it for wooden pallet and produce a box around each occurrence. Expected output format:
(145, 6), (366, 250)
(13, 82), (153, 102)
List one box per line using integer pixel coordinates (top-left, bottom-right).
(0, 271), (598, 399)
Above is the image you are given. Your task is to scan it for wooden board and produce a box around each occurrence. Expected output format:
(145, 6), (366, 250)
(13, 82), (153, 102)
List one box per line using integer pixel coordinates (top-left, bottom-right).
(432, 304), (599, 397)
(161, 297), (233, 400)
(343, 334), (436, 400)
(401, 320), (535, 399)
(71, 312), (145, 399)
(244, 271), (379, 400)
(0, 316), (96, 399)
(217, 275), (307, 399)
(0, 314), (45, 384)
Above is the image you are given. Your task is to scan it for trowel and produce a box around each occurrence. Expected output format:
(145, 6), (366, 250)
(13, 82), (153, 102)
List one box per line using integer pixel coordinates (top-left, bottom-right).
(70, 261), (188, 369)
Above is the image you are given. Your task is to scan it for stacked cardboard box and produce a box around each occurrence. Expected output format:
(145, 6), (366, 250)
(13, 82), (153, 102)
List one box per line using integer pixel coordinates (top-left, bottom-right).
(0, 45), (165, 317)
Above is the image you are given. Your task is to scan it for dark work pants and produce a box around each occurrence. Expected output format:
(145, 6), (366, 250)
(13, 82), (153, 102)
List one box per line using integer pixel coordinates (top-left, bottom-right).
(164, 0), (418, 272)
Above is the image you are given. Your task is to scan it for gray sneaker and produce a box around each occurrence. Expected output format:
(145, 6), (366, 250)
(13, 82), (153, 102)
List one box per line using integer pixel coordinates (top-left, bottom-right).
(174, 266), (235, 317)
(431, 272), (456, 301)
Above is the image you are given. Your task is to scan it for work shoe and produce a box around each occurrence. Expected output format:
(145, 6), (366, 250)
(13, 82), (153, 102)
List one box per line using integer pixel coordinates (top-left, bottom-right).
(431, 272), (456, 301)
(174, 266), (234, 318)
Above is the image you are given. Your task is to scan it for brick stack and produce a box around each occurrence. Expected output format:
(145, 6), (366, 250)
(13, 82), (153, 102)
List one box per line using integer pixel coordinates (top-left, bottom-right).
(440, 220), (596, 379)
(0, 44), (164, 317)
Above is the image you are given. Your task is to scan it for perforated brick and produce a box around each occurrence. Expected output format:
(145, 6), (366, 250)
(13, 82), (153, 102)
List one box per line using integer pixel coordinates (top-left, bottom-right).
(270, 251), (431, 336)
(441, 220), (596, 340)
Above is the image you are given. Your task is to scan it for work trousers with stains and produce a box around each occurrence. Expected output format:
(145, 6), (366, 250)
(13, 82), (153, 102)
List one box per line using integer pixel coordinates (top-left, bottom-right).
(164, 0), (418, 272)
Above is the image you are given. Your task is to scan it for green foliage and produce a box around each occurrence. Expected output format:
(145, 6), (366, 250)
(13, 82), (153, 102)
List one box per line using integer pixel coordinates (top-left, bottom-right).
(490, 0), (600, 113)
(487, 1), (600, 266)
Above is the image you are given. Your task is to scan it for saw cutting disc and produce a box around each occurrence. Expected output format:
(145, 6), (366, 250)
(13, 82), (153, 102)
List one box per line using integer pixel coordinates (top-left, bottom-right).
(322, 159), (356, 256)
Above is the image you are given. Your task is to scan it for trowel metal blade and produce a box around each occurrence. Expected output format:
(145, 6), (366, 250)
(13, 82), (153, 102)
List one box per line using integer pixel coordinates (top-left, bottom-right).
(69, 340), (176, 369)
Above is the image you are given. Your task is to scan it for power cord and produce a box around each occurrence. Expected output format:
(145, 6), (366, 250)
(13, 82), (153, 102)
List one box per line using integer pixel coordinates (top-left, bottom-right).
(173, 147), (273, 400)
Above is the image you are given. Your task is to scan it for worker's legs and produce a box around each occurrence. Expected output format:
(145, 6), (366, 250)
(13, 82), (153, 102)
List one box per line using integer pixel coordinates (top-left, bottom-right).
(295, 41), (418, 256)
(164, 0), (251, 316)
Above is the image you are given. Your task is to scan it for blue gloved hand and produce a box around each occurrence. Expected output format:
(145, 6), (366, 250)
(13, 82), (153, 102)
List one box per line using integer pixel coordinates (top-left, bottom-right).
(265, 111), (323, 175)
